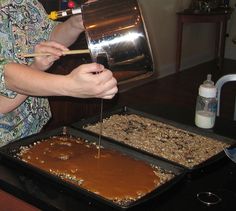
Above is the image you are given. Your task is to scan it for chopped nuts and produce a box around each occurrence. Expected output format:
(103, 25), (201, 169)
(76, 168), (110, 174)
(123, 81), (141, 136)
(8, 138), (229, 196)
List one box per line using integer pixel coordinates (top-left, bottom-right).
(85, 114), (230, 168)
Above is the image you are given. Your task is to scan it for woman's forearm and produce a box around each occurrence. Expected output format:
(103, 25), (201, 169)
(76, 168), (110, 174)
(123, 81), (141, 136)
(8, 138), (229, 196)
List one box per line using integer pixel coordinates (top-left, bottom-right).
(50, 16), (84, 47)
(4, 63), (68, 96)
(4, 62), (118, 100)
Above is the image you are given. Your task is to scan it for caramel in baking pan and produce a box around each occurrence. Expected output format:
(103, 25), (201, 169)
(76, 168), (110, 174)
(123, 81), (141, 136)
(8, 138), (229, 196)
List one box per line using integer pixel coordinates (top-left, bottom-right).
(19, 136), (161, 203)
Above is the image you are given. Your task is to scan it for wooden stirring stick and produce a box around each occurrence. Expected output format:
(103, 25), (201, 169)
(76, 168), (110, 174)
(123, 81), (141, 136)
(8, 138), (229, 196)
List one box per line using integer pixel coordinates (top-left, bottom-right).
(21, 49), (90, 58)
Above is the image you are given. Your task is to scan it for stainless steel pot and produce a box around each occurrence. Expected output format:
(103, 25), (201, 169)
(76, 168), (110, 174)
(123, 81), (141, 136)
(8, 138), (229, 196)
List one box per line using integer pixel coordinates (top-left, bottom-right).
(81, 0), (154, 83)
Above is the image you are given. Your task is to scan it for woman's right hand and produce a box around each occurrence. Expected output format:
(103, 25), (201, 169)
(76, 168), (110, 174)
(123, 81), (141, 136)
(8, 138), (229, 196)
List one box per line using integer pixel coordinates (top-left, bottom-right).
(65, 63), (118, 99)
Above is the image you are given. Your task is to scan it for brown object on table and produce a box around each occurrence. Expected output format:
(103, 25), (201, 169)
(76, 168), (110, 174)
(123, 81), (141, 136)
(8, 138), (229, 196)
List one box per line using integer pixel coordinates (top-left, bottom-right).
(0, 189), (40, 211)
(18, 136), (173, 205)
(176, 10), (232, 72)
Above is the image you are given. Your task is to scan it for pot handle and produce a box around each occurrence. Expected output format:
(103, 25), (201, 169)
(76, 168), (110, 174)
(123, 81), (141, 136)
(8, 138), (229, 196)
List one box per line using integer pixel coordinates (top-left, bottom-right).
(48, 8), (82, 20)
(96, 53), (109, 69)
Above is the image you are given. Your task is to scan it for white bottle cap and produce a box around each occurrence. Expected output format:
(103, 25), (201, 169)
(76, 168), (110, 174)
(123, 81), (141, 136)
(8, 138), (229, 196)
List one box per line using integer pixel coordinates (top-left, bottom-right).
(199, 85), (217, 98)
(198, 74), (217, 98)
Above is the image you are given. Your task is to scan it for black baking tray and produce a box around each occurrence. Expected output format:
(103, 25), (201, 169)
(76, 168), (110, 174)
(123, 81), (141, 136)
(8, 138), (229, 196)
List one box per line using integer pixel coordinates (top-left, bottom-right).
(0, 126), (186, 211)
(71, 106), (236, 173)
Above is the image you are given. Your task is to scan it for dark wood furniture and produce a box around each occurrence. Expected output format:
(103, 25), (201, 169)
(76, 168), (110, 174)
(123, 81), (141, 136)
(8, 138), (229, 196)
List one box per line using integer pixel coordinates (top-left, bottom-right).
(176, 10), (232, 72)
(0, 189), (39, 211)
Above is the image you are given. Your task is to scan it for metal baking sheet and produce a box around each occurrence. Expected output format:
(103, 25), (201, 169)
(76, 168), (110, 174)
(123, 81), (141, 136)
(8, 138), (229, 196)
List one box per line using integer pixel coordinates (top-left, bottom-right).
(0, 126), (185, 211)
(71, 106), (236, 172)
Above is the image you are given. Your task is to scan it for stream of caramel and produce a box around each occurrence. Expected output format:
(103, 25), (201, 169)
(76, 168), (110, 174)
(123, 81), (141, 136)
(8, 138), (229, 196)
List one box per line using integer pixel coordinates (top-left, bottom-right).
(96, 99), (103, 159)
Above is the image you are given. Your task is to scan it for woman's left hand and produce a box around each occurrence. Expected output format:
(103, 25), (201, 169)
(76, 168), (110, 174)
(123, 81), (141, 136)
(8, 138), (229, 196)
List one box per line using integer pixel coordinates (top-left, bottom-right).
(68, 0), (97, 31)
(31, 41), (69, 71)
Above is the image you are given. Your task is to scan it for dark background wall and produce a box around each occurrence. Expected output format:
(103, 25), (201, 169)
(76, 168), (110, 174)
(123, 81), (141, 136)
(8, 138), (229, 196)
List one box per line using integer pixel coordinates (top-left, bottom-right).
(39, 0), (60, 13)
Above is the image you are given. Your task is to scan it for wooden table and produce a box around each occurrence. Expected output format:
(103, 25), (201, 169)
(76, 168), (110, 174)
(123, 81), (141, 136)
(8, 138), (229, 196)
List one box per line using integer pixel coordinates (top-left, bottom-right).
(176, 10), (232, 72)
(0, 60), (236, 210)
(0, 189), (40, 211)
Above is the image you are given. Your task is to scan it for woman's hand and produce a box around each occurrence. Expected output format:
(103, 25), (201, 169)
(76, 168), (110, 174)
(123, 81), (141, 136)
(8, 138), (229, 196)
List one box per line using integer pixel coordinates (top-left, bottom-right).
(50, 1), (98, 47)
(68, 0), (97, 32)
(30, 41), (69, 71)
(65, 63), (118, 99)
(0, 41), (69, 114)
(68, 13), (84, 33)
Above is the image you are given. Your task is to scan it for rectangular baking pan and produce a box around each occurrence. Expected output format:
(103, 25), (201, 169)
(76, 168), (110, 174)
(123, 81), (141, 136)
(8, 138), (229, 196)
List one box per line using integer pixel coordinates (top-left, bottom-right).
(72, 106), (236, 173)
(0, 126), (185, 211)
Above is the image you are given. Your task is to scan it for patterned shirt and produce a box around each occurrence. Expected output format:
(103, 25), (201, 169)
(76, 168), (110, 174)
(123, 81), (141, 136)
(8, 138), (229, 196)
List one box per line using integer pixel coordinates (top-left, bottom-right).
(0, 0), (58, 146)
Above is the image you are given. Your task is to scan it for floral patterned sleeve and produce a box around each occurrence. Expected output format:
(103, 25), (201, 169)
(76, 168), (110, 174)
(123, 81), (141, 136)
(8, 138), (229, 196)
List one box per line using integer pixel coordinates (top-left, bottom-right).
(26, 0), (59, 50)
(0, 58), (17, 98)
(0, 0), (59, 98)
(0, 0), (57, 144)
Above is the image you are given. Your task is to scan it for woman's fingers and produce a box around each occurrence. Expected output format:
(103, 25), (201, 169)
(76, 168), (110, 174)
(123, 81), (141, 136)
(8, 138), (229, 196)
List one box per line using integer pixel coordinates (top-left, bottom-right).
(94, 70), (118, 98)
(66, 63), (118, 99)
(99, 86), (118, 99)
(46, 55), (60, 65)
(32, 41), (68, 71)
(34, 41), (69, 57)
